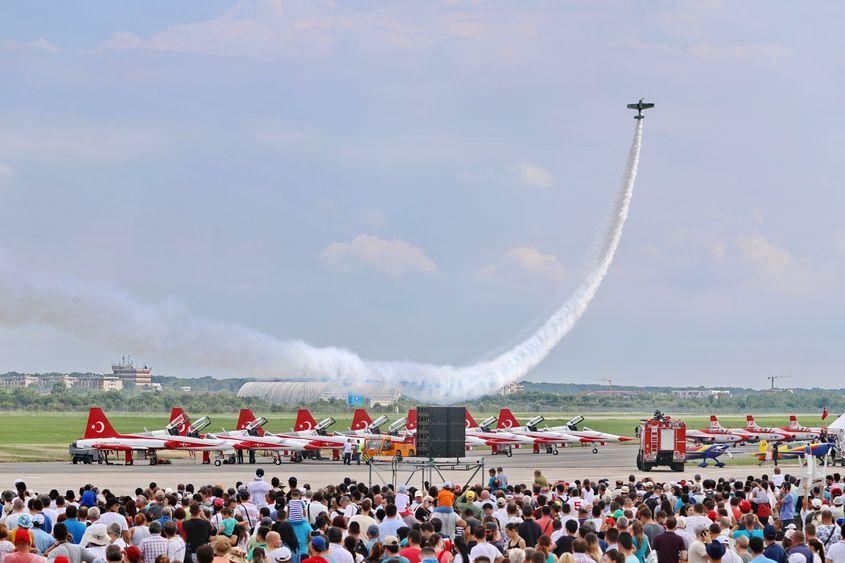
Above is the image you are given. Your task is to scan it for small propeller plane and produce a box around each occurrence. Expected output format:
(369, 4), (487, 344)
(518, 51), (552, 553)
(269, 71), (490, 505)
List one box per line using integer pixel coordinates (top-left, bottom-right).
(686, 443), (733, 468)
(627, 98), (654, 119)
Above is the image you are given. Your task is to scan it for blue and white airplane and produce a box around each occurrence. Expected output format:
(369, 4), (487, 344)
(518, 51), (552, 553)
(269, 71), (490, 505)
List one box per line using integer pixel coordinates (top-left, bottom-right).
(686, 444), (733, 468)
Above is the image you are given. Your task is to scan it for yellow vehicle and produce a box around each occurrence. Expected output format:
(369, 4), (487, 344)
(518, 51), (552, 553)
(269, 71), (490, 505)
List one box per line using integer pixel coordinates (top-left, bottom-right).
(362, 436), (416, 462)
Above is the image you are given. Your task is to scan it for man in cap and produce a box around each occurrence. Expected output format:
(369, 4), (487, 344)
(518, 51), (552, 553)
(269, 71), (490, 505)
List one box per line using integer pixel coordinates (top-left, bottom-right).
(381, 536), (410, 563)
(31, 515), (55, 555)
(6, 528), (40, 563)
(762, 525), (786, 563)
(265, 531), (291, 563)
(301, 537), (331, 563)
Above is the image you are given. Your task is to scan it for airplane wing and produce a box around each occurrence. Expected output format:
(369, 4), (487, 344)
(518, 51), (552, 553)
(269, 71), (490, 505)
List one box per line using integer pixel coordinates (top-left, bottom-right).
(642, 103), (654, 109)
(626, 104), (638, 109)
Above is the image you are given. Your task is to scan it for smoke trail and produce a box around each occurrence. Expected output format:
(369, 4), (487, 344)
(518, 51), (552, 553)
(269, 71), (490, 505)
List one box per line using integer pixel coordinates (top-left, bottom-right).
(0, 120), (642, 403)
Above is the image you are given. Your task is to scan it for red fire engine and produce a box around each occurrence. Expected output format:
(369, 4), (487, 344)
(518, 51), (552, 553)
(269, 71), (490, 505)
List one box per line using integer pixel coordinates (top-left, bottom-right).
(637, 411), (686, 472)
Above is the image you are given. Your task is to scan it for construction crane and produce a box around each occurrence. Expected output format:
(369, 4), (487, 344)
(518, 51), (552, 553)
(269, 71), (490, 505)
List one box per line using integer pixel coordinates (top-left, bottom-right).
(599, 377), (613, 392)
(767, 375), (790, 391)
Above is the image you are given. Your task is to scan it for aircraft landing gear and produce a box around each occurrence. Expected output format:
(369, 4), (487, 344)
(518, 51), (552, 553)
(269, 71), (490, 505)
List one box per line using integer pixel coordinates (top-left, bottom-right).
(214, 458), (222, 466)
(273, 455), (283, 465)
(592, 447), (599, 454)
(505, 447), (513, 457)
(552, 448), (559, 455)
(149, 454), (158, 465)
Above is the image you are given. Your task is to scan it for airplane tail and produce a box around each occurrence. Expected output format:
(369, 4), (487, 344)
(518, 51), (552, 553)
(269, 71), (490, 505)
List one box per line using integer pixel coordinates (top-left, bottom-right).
(351, 409), (373, 431)
(709, 415), (721, 429)
(466, 411), (478, 429)
(788, 415), (799, 429)
(237, 408), (258, 431)
(83, 408), (120, 439)
(746, 415), (758, 429)
(170, 407), (189, 436)
(294, 409), (318, 432)
(497, 408), (520, 430)
(406, 409), (417, 431)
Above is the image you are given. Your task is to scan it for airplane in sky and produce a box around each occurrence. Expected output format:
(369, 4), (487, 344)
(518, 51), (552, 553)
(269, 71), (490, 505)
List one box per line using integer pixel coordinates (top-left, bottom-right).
(739, 415), (796, 442)
(627, 98), (654, 120)
(780, 416), (824, 440)
(496, 409), (588, 454)
(686, 416), (751, 444)
(686, 444), (733, 468)
(171, 407), (319, 465)
(465, 411), (535, 455)
(73, 407), (229, 465)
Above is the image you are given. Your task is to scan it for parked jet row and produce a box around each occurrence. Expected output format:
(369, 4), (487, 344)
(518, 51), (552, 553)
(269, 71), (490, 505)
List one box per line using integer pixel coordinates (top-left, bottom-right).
(687, 415), (830, 445)
(73, 406), (634, 465)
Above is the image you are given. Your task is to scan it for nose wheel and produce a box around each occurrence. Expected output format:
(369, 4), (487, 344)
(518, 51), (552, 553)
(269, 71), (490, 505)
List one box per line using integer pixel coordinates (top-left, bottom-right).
(592, 447), (599, 454)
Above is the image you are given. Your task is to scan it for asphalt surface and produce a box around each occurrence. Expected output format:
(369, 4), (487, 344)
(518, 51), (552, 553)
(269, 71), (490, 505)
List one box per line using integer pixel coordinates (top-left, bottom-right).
(0, 444), (791, 495)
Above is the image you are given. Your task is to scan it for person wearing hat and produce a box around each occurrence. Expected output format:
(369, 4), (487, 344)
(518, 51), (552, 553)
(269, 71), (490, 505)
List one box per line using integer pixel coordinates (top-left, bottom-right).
(10, 515), (35, 552)
(436, 485), (454, 509)
(125, 546), (143, 563)
(211, 536), (233, 563)
(82, 525), (109, 562)
(380, 536), (409, 563)
(762, 524), (786, 563)
(301, 537), (331, 563)
(5, 528), (42, 563)
(706, 540), (726, 563)
(29, 515), (54, 555)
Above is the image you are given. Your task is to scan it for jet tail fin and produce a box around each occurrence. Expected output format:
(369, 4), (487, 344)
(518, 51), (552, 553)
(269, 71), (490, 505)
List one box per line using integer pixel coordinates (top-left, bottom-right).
(351, 409), (373, 431)
(497, 408), (520, 430)
(746, 415), (758, 428)
(294, 409), (318, 432)
(237, 408), (262, 435)
(466, 410), (478, 429)
(169, 407), (189, 436)
(709, 415), (721, 429)
(84, 407), (120, 439)
(788, 415), (799, 429)
(406, 409), (417, 431)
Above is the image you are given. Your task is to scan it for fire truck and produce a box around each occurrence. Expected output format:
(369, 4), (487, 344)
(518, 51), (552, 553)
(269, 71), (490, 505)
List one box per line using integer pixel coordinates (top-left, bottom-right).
(636, 411), (686, 472)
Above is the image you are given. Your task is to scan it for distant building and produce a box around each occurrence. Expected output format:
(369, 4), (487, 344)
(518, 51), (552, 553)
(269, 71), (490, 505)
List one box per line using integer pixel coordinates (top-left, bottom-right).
(672, 389), (731, 399)
(38, 374), (78, 391)
(499, 382), (524, 396)
(0, 374), (39, 388)
(75, 375), (124, 391)
(112, 357), (152, 386)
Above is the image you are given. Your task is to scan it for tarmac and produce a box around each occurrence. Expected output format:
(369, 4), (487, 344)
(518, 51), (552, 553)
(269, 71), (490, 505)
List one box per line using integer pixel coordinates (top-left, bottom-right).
(0, 445), (802, 495)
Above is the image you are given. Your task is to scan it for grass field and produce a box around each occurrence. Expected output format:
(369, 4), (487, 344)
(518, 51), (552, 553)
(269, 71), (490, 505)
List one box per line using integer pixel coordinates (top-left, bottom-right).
(0, 411), (828, 462)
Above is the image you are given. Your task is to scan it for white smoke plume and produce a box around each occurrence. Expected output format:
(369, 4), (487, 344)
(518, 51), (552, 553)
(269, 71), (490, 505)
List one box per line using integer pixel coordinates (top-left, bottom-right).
(0, 120), (643, 403)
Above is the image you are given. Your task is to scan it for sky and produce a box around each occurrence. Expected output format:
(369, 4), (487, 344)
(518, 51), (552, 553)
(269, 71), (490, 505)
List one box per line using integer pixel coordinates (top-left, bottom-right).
(0, 1), (843, 388)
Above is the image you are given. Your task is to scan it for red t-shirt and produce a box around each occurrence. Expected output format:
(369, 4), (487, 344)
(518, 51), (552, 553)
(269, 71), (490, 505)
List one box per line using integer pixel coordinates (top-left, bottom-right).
(399, 547), (422, 563)
(301, 557), (328, 563)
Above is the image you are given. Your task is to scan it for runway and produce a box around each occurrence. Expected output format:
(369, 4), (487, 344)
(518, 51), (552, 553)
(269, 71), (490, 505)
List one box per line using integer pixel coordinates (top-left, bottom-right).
(0, 445), (792, 495)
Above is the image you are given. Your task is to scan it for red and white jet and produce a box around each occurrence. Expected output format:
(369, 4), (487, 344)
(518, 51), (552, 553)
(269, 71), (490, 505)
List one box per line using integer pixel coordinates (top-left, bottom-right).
(780, 416), (824, 441)
(239, 409), (347, 451)
(543, 415), (635, 448)
(74, 408), (229, 465)
(466, 411), (534, 455)
(687, 415), (751, 444)
(171, 407), (320, 465)
(496, 409), (587, 453)
(736, 415), (795, 442)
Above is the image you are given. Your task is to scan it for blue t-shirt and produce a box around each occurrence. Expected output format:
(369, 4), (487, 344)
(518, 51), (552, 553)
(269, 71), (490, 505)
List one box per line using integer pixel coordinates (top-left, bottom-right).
(763, 543), (787, 563)
(779, 493), (796, 521)
(64, 518), (87, 544)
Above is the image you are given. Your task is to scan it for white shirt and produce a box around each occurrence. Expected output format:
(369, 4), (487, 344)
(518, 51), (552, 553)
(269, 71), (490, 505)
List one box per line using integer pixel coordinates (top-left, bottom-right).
(469, 542), (501, 563)
(236, 502), (260, 529)
(307, 502), (328, 525)
(167, 536), (186, 563)
(826, 541), (845, 563)
(247, 478), (272, 509)
(395, 494), (410, 512)
(97, 512), (128, 532)
(329, 543), (354, 563)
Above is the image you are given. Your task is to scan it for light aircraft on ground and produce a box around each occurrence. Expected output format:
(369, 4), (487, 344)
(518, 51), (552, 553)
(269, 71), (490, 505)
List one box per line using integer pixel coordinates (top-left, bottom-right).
(686, 416), (751, 444)
(686, 444), (733, 468)
(739, 415), (795, 442)
(780, 416), (824, 441)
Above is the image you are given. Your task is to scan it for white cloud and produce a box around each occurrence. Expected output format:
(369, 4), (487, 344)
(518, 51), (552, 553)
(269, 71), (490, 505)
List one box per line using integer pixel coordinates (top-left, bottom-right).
(319, 234), (437, 277)
(514, 162), (553, 189)
(0, 38), (61, 53)
(477, 246), (566, 283)
(95, 0), (538, 61)
(734, 233), (824, 295)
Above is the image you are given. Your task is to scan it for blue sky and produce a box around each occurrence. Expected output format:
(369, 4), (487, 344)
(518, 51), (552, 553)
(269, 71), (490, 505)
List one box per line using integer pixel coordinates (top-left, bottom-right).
(0, 1), (843, 388)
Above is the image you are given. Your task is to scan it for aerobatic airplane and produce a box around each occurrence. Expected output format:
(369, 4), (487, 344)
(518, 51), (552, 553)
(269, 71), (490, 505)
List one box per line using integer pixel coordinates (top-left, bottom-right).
(73, 407), (229, 465)
(170, 407), (319, 465)
(739, 415), (795, 442)
(465, 411), (534, 455)
(542, 415), (634, 452)
(780, 416), (824, 441)
(686, 444), (733, 468)
(686, 416), (751, 444)
(754, 441), (836, 463)
(496, 409), (587, 454)
(239, 409), (348, 451)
